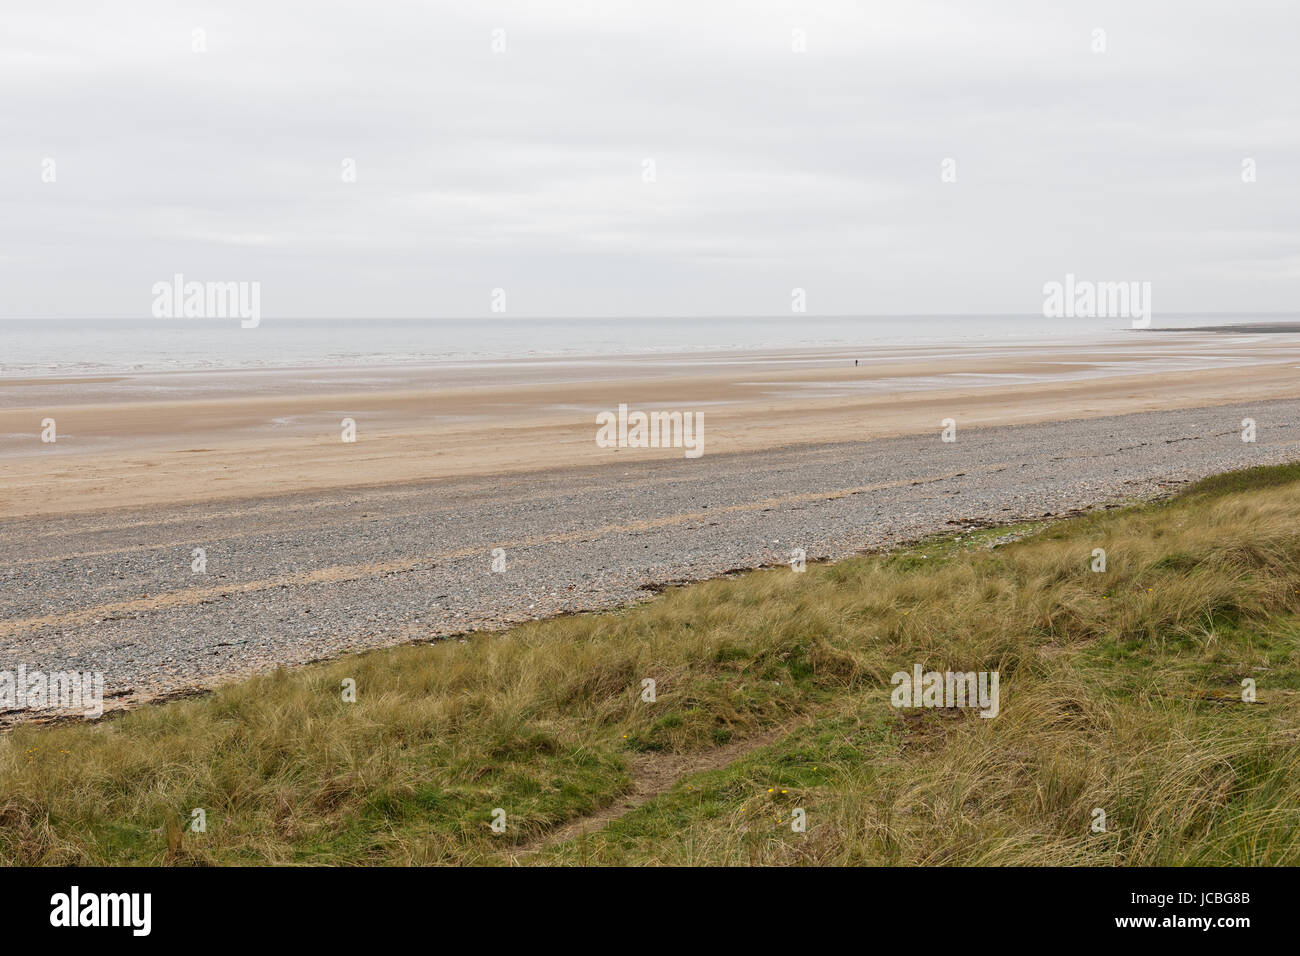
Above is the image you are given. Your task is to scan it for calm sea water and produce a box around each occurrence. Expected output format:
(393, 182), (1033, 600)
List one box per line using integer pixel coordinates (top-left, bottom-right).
(0, 315), (1288, 377)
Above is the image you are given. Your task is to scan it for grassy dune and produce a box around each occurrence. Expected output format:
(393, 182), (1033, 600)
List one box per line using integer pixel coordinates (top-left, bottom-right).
(4, 463), (1300, 865)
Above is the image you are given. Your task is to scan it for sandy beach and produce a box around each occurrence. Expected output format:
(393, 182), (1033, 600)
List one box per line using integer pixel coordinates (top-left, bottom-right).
(4, 331), (1300, 520)
(4, 327), (1300, 720)
(5, 392), (1300, 722)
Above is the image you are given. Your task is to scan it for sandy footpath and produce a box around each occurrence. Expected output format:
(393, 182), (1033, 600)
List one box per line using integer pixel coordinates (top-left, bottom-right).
(3, 333), (1300, 519)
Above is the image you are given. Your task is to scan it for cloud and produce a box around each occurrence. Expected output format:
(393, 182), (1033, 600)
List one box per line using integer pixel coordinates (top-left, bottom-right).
(1, 0), (1296, 318)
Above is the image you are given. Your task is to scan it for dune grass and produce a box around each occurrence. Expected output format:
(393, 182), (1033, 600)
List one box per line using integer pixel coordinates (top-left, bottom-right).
(3, 464), (1300, 865)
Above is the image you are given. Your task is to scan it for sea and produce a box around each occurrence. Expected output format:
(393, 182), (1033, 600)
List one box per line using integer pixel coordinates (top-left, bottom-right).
(0, 314), (1292, 378)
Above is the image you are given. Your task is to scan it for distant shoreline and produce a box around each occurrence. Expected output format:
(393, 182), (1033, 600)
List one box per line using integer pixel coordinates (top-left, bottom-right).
(6, 313), (1300, 380)
(1141, 323), (1300, 334)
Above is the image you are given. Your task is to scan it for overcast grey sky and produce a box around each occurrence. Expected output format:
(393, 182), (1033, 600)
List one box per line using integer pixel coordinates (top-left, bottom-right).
(2, 1), (1296, 319)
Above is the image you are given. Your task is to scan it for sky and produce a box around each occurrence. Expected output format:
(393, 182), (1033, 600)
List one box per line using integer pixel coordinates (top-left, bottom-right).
(1, 1), (1297, 319)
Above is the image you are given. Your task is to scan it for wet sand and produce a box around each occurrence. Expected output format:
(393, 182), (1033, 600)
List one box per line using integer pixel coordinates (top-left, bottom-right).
(3, 334), (1300, 519)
